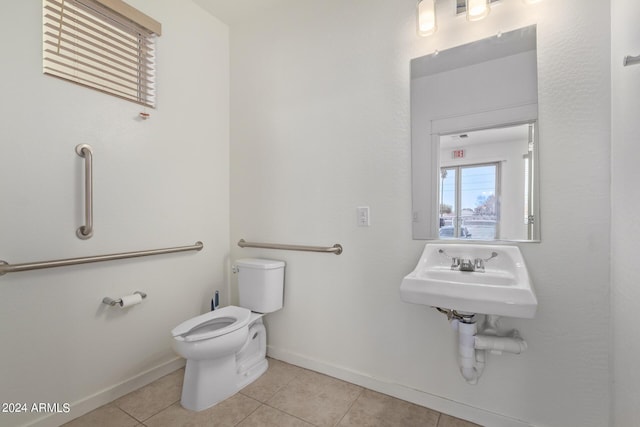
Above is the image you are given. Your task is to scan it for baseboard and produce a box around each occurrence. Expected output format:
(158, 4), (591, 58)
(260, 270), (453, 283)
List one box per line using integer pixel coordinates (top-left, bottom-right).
(266, 346), (532, 427)
(23, 357), (186, 427)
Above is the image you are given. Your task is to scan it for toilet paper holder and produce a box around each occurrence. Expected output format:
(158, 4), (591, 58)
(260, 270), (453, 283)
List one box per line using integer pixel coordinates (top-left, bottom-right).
(102, 291), (147, 307)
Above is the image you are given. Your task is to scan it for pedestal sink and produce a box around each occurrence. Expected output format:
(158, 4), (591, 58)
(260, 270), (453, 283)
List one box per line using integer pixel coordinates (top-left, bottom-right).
(400, 244), (537, 318)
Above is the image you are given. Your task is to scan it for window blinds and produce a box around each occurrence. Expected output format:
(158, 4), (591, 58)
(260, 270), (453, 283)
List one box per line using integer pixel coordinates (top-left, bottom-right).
(43, 0), (159, 108)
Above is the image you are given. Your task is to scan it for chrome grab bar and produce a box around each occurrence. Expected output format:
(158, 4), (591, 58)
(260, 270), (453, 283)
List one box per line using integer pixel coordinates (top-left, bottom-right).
(0, 241), (203, 276)
(238, 239), (343, 255)
(624, 54), (640, 67)
(76, 144), (93, 239)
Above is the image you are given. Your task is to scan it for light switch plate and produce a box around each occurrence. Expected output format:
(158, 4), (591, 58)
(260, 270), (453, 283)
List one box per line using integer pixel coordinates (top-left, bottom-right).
(357, 206), (370, 227)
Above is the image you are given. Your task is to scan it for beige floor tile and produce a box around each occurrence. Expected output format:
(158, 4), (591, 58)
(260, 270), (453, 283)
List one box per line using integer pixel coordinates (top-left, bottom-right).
(240, 358), (306, 402)
(337, 389), (440, 427)
(267, 369), (363, 427)
(114, 368), (184, 421)
(62, 403), (139, 427)
(438, 413), (483, 427)
(144, 394), (261, 427)
(63, 362), (485, 427)
(237, 404), (314, 427)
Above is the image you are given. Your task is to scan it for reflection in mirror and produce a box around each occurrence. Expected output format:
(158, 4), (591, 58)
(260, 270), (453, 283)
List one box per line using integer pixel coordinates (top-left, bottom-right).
(411, 25), (539, 241)
(439, 122), (536, 241)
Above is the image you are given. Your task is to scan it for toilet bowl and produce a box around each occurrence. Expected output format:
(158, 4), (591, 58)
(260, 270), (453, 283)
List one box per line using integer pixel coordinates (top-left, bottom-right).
(171, 258), (285, 411)
(172, 306), (251, 360)
(171, 306), (263, 411)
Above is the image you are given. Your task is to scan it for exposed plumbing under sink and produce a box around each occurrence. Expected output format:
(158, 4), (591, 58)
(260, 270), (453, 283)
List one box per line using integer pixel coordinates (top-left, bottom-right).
(443, 311), (528, 384)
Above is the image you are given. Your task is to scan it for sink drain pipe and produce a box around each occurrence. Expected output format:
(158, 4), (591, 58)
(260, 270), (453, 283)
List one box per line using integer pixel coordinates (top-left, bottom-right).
(446, 312), (527, 384)
(456, 320), (484, 384)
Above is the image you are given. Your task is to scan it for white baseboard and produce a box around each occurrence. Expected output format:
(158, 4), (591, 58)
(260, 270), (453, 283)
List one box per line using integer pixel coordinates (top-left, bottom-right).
(24, 357), (186, 427)
(266, 346), (532, 427)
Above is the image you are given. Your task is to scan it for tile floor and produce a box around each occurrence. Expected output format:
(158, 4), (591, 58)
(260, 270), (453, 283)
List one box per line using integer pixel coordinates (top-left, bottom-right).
(63, 358), (482, 427)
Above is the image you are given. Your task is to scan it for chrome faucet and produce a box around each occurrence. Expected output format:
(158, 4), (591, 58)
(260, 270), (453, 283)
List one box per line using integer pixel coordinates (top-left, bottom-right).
(450, 257), (460, 269)
(459, 259), (475, 271)
(439, 249), (498, 272)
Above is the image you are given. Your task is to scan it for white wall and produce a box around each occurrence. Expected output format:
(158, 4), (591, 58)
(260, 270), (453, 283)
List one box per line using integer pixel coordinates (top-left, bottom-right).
(0, 2), (229, 426)
(611, 0), (640, 425)
(230, 1), (610, 426)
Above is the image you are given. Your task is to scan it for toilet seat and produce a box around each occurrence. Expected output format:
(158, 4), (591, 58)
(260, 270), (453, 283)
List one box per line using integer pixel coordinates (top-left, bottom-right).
(172, 306), (251, 342)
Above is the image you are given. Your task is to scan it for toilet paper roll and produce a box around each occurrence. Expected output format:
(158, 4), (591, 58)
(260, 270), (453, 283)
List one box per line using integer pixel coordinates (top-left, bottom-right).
(119, 293), (143, 308)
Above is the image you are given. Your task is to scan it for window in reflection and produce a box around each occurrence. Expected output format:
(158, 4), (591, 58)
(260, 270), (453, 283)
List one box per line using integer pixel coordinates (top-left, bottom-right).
(439, 163), (499, 239)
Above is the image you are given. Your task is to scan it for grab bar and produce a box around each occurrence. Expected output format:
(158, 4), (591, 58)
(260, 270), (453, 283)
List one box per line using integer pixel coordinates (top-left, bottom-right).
(0, 241), (203, 276)
(237, 239), (343, 255)
(76, 144), (93, 239)
(624, 55), (640, 67)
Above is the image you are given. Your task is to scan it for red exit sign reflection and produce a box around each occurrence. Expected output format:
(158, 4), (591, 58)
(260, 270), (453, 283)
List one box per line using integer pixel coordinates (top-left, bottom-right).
(452, 149), (465, 159)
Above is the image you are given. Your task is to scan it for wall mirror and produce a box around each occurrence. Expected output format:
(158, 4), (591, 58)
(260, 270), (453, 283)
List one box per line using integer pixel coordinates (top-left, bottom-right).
(411, 25), (540, 242)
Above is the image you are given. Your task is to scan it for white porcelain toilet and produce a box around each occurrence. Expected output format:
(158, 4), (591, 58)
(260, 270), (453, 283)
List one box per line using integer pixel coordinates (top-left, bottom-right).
(171, 258), (285, 411)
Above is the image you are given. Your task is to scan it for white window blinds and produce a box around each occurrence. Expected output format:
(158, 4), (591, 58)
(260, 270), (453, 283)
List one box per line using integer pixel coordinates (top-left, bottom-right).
(43, 0), (161, 108)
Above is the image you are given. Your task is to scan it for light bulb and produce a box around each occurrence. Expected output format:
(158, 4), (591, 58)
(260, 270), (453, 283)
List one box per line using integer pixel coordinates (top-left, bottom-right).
(417, 0), (437, 37)
(466, 0), (490, 22)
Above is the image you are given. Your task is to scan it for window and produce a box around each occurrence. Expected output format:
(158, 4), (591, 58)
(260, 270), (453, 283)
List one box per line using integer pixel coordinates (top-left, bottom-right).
(43, 0), (161, 107)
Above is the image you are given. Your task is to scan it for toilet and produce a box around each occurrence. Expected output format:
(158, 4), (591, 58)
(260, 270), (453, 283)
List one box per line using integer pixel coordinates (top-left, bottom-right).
(171, 258), (285, 411)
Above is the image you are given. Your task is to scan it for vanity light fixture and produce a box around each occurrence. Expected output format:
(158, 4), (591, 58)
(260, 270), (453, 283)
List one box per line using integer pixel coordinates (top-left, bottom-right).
(417, 0), (437, 37)
(417, 0), (542, 37)
(466, 0), (490, 21)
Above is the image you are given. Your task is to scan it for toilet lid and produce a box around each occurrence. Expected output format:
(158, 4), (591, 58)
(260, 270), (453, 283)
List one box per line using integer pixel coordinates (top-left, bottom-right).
(172, 306), (251, 342)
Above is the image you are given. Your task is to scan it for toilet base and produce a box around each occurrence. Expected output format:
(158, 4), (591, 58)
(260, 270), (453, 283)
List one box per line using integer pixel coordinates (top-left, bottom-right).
(180, 318), (268, 411)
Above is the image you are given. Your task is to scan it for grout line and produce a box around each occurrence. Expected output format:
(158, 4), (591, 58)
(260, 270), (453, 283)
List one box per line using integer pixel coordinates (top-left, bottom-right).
(112, 404), (140, 423)
(333, 387), (364, 427)
(261, 401), (321, 427)
(232, 399), (263, 426)
(112, 369), (184, 423)
(114, 397), (181, 424)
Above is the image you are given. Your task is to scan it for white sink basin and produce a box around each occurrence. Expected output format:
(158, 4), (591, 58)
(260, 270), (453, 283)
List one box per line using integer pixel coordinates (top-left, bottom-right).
(400, 244), (537, 318)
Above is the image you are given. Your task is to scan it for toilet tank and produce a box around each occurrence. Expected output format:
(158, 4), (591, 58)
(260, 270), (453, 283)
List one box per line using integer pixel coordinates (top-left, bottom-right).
(235, 258), (285, 313)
